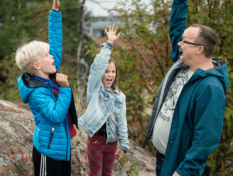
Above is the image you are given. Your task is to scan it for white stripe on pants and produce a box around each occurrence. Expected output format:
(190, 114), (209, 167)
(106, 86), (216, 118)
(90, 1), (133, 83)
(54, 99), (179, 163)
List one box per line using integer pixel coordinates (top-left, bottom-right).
(40, 154), (47, 176)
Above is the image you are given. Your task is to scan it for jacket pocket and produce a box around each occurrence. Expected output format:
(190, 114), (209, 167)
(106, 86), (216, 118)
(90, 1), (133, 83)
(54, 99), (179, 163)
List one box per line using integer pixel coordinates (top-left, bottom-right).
(91, 140), (98, 146)
(47, 127), (55, 149)
(113, 101), (122, 119)
(87, 138), (98, 148)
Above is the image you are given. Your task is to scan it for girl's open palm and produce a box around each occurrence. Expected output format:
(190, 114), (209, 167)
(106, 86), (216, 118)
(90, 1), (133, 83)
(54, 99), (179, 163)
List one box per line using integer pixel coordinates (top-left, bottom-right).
(105, 25), (121, 45)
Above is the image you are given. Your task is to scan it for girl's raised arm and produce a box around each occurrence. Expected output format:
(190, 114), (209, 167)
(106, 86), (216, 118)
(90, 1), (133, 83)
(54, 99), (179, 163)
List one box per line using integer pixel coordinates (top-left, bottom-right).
(87, 25), (121, 103)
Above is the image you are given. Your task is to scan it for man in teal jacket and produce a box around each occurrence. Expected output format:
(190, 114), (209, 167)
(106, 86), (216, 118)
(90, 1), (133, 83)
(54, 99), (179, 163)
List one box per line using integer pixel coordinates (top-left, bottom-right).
(143, 0), (229, 176)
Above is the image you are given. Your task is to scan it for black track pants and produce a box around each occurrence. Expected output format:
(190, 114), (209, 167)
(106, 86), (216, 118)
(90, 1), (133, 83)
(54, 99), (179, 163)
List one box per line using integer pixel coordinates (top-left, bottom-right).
(32, 146), (71, 176)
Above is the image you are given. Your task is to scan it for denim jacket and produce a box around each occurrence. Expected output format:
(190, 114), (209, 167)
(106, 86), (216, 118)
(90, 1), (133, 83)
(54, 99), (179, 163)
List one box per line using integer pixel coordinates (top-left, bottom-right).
(78, 42), (130, 152)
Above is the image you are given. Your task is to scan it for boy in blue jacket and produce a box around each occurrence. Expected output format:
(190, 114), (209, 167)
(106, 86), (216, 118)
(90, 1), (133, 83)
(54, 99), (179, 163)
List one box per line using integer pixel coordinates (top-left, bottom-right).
(15, 0), (78, 175)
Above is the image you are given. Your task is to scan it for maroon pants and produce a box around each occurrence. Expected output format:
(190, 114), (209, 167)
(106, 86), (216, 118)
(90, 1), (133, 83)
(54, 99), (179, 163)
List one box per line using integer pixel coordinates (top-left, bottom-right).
(87, 134), (118, 176)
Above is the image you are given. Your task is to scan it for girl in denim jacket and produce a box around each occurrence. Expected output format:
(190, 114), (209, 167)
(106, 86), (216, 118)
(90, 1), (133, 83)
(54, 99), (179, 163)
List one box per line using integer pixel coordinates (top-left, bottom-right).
(78, 25), (129, 175)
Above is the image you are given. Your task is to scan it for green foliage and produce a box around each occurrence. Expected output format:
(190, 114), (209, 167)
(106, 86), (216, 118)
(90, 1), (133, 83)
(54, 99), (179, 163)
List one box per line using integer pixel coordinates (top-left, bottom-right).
(0, 0), (49, 59)
(0, 51), (22, 101)
(0, 1), (94, 102)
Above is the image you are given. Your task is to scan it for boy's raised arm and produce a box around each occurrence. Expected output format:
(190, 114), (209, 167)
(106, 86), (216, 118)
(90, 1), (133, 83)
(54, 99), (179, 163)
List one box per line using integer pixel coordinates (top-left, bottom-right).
(169, 0), (188, 63)
(49, 0), (63, 70)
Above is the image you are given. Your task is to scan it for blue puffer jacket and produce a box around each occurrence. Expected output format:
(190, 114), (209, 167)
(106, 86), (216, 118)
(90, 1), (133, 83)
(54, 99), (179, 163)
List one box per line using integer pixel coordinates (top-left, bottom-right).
(143, 0), (229, 175)
(17, 10), (78, 161)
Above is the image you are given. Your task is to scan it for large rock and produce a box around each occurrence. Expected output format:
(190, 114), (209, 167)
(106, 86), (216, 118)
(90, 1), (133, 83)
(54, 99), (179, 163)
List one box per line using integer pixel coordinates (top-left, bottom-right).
(0, 100), (157, 176)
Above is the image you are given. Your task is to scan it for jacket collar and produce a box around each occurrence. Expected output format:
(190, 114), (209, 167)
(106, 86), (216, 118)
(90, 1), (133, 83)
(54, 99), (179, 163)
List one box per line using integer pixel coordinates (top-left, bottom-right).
(103, 83), (119, 94)
(21, 71), (60, 88)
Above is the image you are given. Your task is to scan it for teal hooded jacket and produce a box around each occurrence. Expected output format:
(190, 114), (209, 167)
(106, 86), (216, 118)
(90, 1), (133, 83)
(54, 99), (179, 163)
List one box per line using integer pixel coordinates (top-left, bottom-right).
(143, 0), (229, 175)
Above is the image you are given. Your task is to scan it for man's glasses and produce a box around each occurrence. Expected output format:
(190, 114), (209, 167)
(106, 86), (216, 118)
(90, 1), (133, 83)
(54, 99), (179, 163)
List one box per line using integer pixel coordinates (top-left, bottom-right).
(180, 40), (205, 50)
(180, 40), (201, 46)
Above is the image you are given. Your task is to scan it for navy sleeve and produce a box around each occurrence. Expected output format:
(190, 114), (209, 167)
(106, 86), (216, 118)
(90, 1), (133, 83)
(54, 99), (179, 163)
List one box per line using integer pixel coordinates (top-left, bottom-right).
(169, 0), (188, 62)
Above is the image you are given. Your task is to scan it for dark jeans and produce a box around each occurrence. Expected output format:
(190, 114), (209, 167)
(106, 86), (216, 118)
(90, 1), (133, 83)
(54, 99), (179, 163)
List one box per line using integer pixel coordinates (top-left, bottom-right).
(156, 151), (164, 176)
(156, 160), (162, 176)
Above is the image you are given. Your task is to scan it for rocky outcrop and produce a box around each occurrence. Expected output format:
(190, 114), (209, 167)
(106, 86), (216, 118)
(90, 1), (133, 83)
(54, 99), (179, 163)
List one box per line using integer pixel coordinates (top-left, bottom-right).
(0, 100), (157, 176)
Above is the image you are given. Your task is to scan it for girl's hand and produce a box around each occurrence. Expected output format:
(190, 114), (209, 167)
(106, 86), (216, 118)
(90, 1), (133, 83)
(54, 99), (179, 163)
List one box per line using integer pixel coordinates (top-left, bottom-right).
(115, 148), (125, 162)
(105, 25), (121, 45)
(52, 0), (60, 11)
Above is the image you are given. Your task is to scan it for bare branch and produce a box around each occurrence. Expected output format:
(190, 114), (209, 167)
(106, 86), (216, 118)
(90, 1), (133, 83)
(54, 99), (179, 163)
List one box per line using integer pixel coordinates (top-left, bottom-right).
(151, 40), (165, 77)
(83, 31), (97, 43)
(77, 0), (86, 63)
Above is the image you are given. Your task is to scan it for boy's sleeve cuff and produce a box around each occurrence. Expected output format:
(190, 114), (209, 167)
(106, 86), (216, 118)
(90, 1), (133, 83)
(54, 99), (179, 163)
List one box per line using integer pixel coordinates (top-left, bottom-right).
(49, 10), (62, 17)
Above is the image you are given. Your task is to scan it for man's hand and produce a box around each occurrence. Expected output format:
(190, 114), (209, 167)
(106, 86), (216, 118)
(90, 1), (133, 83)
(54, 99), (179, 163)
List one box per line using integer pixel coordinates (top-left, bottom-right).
(52, 0), (60, 11)
(56, 73), (69, 87)
(172, 171), (180, 176)
(115, 148), (125, 162)
(105, 25), (121, 45)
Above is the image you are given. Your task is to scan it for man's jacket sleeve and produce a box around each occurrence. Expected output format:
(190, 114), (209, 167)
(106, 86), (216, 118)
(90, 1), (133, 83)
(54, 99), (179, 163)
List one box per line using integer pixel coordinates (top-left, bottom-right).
(169, 0), (188, 62)
(48, 10), (63, 70)
(176, 84), (226, 175)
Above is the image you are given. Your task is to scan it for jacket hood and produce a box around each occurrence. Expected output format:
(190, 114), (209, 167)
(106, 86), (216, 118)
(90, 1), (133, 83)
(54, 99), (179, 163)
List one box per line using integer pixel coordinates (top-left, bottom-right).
(18, 72), (57, 103)
(18, 73), (45, 103)
(190, 58), (229, 92)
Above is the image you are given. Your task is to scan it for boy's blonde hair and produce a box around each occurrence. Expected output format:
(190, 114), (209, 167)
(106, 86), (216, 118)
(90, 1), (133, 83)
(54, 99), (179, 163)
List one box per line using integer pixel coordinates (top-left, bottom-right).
(15, 40), (49, 75)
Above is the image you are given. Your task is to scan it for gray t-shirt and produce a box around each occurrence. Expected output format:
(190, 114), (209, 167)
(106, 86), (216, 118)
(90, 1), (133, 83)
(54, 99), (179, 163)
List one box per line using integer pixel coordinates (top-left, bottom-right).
(152, 68), (194, 154)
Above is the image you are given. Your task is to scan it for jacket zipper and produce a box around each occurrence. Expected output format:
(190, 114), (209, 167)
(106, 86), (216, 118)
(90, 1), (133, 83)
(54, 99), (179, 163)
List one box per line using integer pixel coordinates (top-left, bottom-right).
(64, 123), (68, 161)
(46, 83), (69, 160)
(47, 127), (55, 149)
(40, 80), (72, 160)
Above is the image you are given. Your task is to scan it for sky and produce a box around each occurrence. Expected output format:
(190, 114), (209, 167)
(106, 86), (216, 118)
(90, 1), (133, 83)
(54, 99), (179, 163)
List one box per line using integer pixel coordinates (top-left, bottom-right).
(85, 0), (153, 17)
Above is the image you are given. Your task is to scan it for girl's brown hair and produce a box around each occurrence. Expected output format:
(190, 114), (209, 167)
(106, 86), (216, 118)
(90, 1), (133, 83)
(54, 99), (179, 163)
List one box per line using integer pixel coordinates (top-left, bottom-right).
(109, 58), (120, 93)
